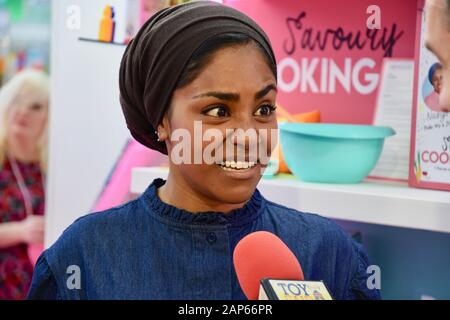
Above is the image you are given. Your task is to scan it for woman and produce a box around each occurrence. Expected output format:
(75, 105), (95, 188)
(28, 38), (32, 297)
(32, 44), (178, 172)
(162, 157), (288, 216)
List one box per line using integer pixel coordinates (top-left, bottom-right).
(28, 2), (380, 300)
(0, 69), (49, 299)
(424, 63), (449, 112)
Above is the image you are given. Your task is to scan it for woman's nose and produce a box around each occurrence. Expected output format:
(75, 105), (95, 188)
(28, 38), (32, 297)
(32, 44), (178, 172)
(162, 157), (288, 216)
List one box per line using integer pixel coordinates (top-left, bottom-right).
(228, 123), (260, 159)
(16, 107), (30, 118)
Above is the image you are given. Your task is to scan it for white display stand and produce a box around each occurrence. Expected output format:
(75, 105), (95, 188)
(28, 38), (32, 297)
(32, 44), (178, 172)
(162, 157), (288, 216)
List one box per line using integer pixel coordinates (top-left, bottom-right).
(45, 0), (131, 246)
(131, 167), (450, 234)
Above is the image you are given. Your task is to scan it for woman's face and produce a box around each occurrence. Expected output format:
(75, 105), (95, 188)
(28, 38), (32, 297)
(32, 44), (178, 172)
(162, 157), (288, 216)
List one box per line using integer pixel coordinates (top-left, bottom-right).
(6, 88), (48, 144)
(162, 44), (277, 206)
(432, 68), (443, 94)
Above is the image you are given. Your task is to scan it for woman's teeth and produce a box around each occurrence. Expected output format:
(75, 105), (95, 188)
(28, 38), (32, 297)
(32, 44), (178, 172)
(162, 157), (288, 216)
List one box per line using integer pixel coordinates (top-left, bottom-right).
(218, 160), (257, 171)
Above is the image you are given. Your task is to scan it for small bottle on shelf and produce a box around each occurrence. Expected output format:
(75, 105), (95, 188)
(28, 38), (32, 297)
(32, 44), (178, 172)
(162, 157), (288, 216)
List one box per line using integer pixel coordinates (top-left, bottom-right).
(98, 5), (116, 42)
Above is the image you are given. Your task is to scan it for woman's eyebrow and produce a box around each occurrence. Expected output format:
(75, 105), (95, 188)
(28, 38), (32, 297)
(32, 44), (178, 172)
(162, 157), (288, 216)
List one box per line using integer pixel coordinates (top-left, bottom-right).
(255, 83), (277, 100)
(193, 91), (240, 102)
(192, 83), (277, 102)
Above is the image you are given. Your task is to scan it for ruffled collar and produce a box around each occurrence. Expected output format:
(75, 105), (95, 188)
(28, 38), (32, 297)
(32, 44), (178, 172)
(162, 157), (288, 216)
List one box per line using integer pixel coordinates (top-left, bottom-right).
(142, 178), (265, 227)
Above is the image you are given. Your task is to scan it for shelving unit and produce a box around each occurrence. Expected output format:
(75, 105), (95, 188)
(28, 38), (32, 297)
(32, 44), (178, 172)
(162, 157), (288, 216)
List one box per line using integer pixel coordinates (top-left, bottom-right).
(78, 37), (127, 47)
(131, 166), (450, 234)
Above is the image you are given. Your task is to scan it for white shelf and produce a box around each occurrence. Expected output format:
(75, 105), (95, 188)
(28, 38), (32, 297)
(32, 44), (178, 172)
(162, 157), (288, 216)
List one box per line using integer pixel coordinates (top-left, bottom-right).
(131, 167), (450, 234)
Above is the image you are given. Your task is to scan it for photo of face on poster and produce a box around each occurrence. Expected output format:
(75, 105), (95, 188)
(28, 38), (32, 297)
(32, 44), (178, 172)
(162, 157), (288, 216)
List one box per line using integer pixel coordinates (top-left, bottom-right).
(423, 62), (449, 112)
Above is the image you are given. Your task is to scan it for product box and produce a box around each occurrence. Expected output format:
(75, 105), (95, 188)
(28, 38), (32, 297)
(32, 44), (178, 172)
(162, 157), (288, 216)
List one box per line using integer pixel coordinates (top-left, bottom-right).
(409, 3), (450, 191)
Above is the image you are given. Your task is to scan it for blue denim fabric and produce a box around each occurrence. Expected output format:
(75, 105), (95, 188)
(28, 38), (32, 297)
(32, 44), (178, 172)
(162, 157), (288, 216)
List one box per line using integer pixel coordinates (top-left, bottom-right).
(28, 179), (381, 300)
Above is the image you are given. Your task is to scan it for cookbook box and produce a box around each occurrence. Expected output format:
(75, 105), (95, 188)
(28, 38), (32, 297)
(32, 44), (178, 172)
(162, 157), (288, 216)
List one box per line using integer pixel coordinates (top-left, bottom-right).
(409, 1), (450, 191)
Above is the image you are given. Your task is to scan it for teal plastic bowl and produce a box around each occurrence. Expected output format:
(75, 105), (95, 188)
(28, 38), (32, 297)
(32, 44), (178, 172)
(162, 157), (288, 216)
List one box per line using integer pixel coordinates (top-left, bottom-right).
(279, 123), (396, 184)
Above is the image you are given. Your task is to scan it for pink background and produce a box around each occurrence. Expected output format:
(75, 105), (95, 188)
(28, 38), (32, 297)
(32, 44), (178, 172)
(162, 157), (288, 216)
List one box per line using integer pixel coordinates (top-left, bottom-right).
(225, 0), (417, 124)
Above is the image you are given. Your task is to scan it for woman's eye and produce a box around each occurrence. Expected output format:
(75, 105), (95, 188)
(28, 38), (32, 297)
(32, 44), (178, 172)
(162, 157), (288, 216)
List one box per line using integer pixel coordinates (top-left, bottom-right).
(30, 103), (42, 111)
(254, 104), (276, 117)
(202, 106), (229, 118)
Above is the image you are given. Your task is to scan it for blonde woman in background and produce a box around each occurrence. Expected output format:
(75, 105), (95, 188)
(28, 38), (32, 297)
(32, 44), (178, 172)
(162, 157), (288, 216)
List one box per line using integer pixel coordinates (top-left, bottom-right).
(0, 69), (49, 299)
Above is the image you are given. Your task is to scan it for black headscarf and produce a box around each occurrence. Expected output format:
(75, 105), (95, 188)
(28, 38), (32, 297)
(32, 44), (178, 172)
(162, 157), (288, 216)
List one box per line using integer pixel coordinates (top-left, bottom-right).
(119, 1), (276, 154)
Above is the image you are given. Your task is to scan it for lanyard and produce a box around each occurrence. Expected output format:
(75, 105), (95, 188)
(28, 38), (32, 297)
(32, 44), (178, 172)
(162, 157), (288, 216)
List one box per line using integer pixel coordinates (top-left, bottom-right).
(7, 153), (45, 217)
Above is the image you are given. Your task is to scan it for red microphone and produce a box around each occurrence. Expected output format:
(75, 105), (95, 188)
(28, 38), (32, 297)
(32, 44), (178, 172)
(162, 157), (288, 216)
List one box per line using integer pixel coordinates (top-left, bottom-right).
(233, 231), (304, 300)
(233, 231), (332, 300)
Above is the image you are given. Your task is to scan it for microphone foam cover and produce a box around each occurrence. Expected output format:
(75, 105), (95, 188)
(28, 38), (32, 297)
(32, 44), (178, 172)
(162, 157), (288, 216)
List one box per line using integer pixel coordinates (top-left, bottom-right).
(233, 231), (304, 300)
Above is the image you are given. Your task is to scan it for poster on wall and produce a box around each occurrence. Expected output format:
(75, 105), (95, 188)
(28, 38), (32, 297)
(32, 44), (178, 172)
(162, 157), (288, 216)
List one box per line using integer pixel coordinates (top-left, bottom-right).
(409, 5), (450, 191)
(370, 58), (414, 181)
(225, 0), (417, 125)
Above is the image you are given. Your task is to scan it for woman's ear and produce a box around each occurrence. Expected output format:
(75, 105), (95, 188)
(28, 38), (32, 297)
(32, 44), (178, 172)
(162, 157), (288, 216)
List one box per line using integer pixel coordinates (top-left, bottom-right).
(156, 115), (170, 142)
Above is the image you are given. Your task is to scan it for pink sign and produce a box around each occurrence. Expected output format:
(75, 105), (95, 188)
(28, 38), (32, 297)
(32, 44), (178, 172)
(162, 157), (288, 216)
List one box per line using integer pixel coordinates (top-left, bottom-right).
(225, 0), (417, 124)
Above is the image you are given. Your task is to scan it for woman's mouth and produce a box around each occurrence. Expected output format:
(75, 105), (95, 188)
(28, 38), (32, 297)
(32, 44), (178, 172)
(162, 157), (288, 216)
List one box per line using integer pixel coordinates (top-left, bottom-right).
(218, 160), (258, 171)
(215, 159), (266, 180)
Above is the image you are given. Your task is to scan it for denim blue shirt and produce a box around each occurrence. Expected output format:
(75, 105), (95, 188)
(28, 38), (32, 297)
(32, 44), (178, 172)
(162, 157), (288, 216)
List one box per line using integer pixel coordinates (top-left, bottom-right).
(28, 179), (380, 300)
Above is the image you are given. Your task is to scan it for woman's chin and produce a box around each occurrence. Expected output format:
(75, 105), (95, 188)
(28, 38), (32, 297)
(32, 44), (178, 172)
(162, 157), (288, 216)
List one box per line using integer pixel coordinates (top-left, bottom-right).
(176, 164), (262, 211)
(211, 180), (259, 207)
